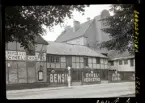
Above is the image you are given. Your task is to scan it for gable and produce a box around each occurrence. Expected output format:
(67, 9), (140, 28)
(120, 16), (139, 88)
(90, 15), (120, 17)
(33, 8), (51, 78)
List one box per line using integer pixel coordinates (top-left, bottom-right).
(55, 20), (93, 42)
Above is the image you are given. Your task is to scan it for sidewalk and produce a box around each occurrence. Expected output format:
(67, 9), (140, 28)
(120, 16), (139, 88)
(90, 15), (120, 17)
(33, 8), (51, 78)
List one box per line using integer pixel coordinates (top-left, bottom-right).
(7, 82), (135, 94)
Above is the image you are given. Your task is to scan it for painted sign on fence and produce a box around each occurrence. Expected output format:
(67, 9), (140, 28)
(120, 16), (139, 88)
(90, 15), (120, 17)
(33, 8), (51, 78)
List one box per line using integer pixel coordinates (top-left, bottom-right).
(49, 70), (68, 84)
(6, 51), (26, 60)
(83, 71), (100, 83)
(112, 72), (121, 81)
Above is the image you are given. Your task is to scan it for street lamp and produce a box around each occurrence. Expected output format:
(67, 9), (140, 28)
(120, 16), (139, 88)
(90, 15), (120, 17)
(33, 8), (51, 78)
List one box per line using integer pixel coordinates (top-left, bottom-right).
(67, 66), (71, 88)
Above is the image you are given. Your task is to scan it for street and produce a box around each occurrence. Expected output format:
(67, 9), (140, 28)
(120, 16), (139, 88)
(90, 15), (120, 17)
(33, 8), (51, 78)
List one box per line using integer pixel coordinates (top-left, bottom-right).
(7, 82), (135, 99)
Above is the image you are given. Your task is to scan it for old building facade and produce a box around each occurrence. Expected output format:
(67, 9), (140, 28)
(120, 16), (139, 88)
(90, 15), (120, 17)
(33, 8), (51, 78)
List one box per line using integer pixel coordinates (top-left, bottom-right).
(55, 9), (135, 82)
(5, 35), (48, 85)
(46, 41), (109, 86)
(108, 51), (135, 82)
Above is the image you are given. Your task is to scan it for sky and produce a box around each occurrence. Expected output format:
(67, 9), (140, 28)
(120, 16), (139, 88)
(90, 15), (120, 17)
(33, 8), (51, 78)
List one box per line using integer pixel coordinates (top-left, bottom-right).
(42, 5), (112, 41)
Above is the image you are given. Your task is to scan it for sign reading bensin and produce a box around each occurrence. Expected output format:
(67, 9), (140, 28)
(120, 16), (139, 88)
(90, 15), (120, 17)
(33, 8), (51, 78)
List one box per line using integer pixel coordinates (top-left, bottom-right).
(83, 71), (100, 83)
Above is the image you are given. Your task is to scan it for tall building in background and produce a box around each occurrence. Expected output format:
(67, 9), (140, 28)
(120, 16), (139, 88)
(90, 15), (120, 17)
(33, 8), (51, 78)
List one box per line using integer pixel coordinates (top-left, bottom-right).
(55, 9), (111, 54)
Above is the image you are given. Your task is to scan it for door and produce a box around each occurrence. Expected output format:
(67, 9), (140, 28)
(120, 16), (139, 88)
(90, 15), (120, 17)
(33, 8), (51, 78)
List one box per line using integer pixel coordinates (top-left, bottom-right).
(71, 69), (82, 85)
(101, 69), (108, 81)
(27, 62), (36, 83)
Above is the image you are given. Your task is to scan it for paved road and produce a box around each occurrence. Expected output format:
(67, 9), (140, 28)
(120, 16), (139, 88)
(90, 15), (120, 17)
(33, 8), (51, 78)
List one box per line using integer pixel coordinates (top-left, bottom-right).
(120, 94), (135, 97)
(7, 82), (135, 99)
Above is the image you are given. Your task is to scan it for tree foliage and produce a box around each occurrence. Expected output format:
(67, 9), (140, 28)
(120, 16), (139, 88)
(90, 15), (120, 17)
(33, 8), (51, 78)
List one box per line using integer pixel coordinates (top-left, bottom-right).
(100, 4), (134, 55)
(5, 5), (88, 50)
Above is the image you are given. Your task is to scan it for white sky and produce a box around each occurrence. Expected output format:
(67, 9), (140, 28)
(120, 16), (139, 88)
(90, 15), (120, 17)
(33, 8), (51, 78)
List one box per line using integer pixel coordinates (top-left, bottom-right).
(42, 5), (112, 41)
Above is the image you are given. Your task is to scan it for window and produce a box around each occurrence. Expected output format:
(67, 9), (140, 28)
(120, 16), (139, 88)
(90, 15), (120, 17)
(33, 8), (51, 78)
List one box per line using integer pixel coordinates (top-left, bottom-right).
(124, 60), (128, 65)
(56, 56), (60, 63)
(51, 56), (55, 62)
(119, 60), (122, 65)
(130, 59), (134, 66)
(47, 55), (60, 63)
(110, 61), (114, 66)
(96, 58), (100, 64)
(47, 55), (51, 62)
(84, 57), (88, 66)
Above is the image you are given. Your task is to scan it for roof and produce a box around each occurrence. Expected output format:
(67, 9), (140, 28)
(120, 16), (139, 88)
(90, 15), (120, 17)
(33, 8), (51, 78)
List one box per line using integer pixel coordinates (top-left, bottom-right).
(47, 41), (107, 58)
(35, 35), (48, 45)
(107, 50), (134, 60)
(55, 20), (93, 42)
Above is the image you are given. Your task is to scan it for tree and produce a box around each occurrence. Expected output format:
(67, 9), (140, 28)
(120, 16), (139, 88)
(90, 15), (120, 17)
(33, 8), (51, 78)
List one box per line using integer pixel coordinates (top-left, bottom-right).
(5, 5), (88, 50)
(100, 4), (134, 55)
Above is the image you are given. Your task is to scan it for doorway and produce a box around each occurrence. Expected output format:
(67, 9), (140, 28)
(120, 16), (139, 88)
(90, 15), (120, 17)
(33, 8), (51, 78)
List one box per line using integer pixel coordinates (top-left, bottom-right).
(71, 69), (82, 86)
(100, 69), (108, 81)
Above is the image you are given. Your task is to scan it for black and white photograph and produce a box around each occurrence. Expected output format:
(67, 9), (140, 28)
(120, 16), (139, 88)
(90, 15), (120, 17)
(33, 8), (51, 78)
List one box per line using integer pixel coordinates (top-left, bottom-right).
(5, 5), (135, 99)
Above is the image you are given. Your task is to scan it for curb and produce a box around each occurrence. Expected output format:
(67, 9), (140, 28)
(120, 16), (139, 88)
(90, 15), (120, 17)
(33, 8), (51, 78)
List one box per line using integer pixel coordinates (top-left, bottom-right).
(7, 82), (135, 94)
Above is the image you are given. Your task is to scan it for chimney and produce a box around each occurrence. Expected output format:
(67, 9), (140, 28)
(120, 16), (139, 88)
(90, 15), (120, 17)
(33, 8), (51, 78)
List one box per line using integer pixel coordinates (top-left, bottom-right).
(87, 17), (90, 21)
(73, 20), (80, 32)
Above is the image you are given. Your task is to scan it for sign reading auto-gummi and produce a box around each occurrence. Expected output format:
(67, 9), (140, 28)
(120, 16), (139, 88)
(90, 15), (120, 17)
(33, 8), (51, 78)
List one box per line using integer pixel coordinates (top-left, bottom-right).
(83, 71), (100, 83)
(6, 51), (26, 60)
(6, 51), (46, 61)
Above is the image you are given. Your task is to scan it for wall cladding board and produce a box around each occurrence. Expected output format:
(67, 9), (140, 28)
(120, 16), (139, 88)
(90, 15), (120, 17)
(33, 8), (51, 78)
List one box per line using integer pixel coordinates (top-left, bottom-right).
(6, 63), (8, 84)
(8, 42), (17, 50)
(93, 58), (96, 63)
(19, 78), (27, 83)
(80, 63), (84, 68)
(42, 62), (47, 82)
(88, 58), (92, 63)
(61, 63), (66, 68)
(105, 65), (108, 69)
(47, 63), (50, 68)
(96, 64), (100, 69)
(80, 57), (83, 62)
(93, 64), (97, 69)
(27, 62), (36, 83)
(56, 63), (60, 68)
(51, 63), (55, 68)
(72, 63), (75, 68)
(72, 56), (76, 62)
(101, 64), (104, 69)
(76, 63), (80, 68)
(76, 57), (79, 62)
(8, 62), (17, 74)
(18, 68), (27, 79)
(61, 56), (66, 62)
(89, 63), (92, 68)
(100, 59), (104, 64)
(35, 44), (42, 51)
(9, 73), (18, 84)
(18, 62), (27, 79)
